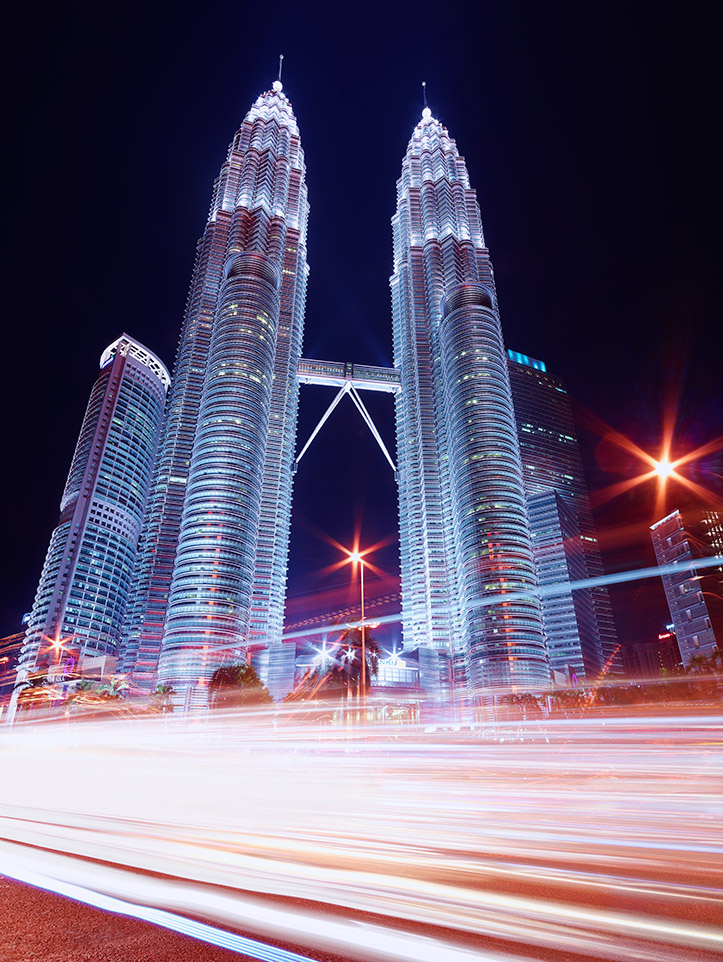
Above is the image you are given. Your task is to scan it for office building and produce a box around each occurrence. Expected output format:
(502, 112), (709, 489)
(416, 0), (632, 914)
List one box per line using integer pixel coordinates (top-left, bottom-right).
(121, 80), (309, 705)
(16, 335), (169, 689)
(527, 490), (599, 680)
(507, 351), (619, 676)
(391, 107), (548, 693)
(622, 631), (682, 679)
(650, 509), (721, 666)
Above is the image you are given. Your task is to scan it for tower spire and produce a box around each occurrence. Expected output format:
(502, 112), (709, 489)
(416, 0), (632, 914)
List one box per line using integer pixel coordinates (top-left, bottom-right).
(422, 81), (431, 120)
(273, 54), (284, 93)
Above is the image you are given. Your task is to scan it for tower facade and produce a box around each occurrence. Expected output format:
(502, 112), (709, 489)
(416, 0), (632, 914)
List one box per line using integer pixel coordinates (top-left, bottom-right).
(18, 335), (169, 681)
(391, 107), (548, 693)
(527, 489), (599, 681)
(121, 82), (309, 703)
(650, 509), (721, 667)
(507, 351), (619, 676)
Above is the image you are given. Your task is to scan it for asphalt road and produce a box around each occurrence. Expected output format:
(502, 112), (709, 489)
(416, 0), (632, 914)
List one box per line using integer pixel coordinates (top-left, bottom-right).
(0, 875), (246, 962)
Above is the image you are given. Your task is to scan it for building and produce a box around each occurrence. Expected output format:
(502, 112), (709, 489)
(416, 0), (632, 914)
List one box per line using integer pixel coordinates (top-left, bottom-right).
(15, 335), (169, 695)
(527, 490), (600, 681)
(623, 631), (682, 679)
(119, 83), (548, 707)
(121, 80), (309, 706)
(391, 106), (548, 694)
(507, 351), (620, 676)
(0, 632), (25, 712)
(650, 509), (722, 666)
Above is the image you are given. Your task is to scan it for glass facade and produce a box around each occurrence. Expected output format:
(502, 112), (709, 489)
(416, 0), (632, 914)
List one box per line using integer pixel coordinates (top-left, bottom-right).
(527, 490), (599, 681)
(391, 108), (548, 693)
(122, 83), (309, 703)
(506, 352), (619, 676)
(650, 510), (720, 666)
(18, 335), (169, 678)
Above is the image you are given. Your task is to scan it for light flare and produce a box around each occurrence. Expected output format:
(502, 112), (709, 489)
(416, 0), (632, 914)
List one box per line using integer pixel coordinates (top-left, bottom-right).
(579, 401), (723, 514)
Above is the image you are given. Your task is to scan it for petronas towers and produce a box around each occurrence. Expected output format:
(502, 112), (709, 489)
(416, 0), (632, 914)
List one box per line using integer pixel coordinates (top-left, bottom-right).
(21, 77), (558, 708)
(122, 81), (309, 705)
(392, 107), (548, 693)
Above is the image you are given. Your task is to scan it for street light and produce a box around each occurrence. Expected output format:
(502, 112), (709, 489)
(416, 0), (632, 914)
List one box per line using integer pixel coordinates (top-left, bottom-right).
(42, 632), (72, 684)
(345, 547), (368, 719)
(654, 458), (674, 479)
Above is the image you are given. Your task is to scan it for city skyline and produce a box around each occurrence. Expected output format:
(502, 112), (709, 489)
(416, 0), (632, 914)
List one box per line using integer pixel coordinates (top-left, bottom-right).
(3, 5), (720, 654)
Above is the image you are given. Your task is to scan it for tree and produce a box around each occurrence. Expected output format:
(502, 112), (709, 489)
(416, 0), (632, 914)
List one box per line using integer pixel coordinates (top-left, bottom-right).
(282, 667), (331, 703)
(209, 663), (273, 709)
(282, 629), (381, 705)
(329, 627), (381, 698)
(150, 683), (175, 713)
(96, 675), (130, 699)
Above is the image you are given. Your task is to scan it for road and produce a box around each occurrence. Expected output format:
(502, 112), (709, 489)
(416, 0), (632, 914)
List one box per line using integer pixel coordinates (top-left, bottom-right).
(1, 708), (722, 961)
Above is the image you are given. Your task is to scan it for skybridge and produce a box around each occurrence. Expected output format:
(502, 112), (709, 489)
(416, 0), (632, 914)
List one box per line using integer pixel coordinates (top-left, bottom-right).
(295, 358), (400, 475)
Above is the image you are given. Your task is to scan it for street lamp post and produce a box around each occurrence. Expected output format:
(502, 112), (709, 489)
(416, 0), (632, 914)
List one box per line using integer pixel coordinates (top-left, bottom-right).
(349, 550), (367, 718)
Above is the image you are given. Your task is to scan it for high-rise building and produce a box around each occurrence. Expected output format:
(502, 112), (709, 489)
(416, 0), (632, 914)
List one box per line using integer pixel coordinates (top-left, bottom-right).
(0, 632), (25, 710)
(47, 85), (552, 706)
(622, 631), (682, 679)
(16, 335), (169, 688)
(507, 351), (619, 676)
(527, 490), (600, 680)
(121, 81), (309, 705)
(391, 107), (548, 693)
(650, 509), (721, 666)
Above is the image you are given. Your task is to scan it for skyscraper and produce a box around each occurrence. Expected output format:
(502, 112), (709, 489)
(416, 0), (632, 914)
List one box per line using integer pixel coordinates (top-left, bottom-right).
(391, 107), (548, 693)
(17, 335), (169, 687)
(41, 84), (553, 707)
(507, 352), (619, 676)
(527, 490), (600, 681)
(650, 509), (721, 667)
(122, 81), (309, 705)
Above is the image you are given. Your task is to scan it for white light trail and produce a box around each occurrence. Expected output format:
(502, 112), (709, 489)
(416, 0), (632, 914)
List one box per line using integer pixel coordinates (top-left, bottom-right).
(1, 712), (722, 961)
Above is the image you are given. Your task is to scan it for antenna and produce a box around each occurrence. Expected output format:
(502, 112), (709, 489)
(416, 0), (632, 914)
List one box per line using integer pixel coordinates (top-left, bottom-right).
(422, 81), (428, 108)
(278, 54), (284, 83)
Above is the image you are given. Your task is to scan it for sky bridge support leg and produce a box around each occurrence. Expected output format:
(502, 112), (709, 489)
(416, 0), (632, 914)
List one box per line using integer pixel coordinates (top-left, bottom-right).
(295, 379), (397, 476)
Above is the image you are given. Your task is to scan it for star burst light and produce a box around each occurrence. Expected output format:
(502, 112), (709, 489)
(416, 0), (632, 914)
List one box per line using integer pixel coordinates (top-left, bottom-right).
(583, 404), (722, 516)
(311, 641), (337, 667)
(43, 633), (73, 657)
(654, 457), (674, 479)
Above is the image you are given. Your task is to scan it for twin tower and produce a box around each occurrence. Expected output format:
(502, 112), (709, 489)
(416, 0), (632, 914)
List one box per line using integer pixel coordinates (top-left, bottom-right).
(21, 81), (550, 706)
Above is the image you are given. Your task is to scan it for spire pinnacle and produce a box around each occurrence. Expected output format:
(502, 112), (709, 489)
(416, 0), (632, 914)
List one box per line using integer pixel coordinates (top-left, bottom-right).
(422, 81), (431, 120)
(273, 54), (284, 93)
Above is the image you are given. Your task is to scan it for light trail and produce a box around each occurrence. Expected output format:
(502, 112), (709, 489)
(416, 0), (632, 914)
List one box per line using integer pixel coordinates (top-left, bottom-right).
(2, 853), (320, 962)
(281, 554), (723, 640)
(1, 712), (722, 961)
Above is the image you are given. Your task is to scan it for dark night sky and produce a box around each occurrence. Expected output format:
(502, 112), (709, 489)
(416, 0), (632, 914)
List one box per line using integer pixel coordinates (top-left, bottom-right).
(2, 2), (721, 649)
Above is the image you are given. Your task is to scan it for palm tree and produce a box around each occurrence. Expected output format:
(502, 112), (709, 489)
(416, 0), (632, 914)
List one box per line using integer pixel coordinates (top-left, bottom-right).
(332, 627), (381, 698)
(209, 663), (273, 709)
(150, 683), (175, 713)
(97, 675), (130, 699)
(283, 666), (334, 702)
